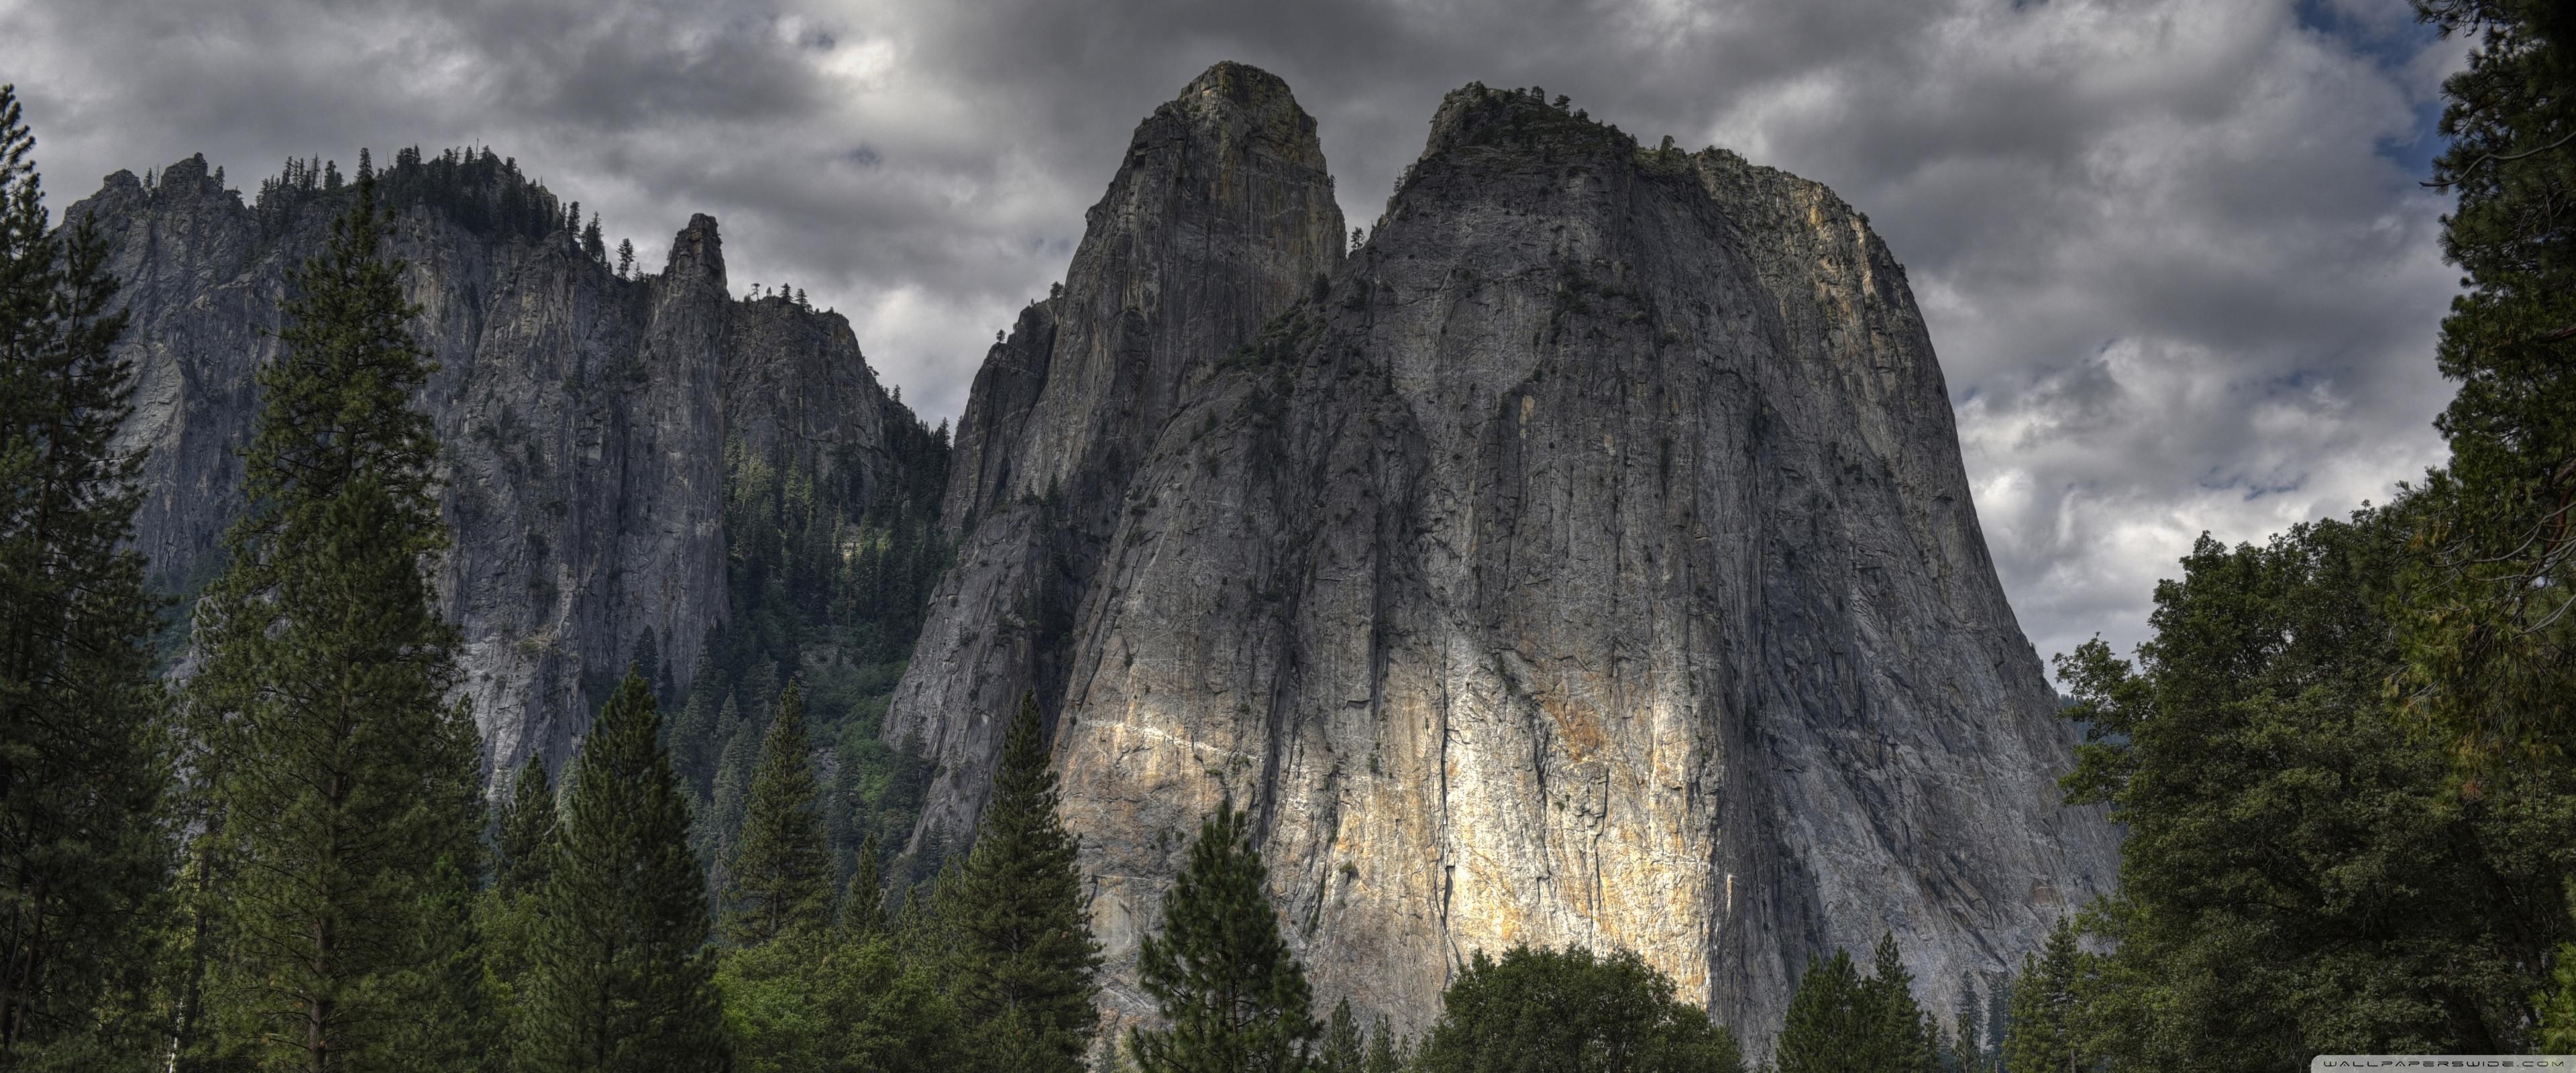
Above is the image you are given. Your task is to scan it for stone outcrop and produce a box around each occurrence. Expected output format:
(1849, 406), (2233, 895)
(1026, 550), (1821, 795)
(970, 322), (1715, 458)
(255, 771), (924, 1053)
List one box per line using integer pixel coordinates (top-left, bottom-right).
(893, 70), (2117, 1051)
(889, 60), (1348, 839)
(69, 158), (930, 783)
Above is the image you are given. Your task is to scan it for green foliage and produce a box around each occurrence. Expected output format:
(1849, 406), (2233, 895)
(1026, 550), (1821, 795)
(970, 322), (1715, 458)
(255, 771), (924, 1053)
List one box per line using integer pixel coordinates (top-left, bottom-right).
(839, 833), (888, 942)
(723, 681), (834, 946)
(1361, 1015), (1407, 1073)
(669, 431), (950, 895)
(494, 753), (554, 896)
(1773, 950), (1862, 1073)
(1413, 945), (1743, 1073)
(519, 673), (728, 1073)
(2057, 512), (2576, 1066)
(1130, 799), (1317, 1073)
(1998, 923), (2084, 1073)
(184, 170), (486, 1073)
(2399, 0), (2576, 758)
(0, 80), (172, 1069)
(1952, 975), (1985, 1073)
(1772, 939), (1934, 1073)
(714, 925), (957, 1073)
(254, 146), (572, 247)
(946, 692), (1104, 1073)
(480, 754), (552, 1070)
(1316, 999), (1363, 1073)
(1861, 934), (1936, 1073)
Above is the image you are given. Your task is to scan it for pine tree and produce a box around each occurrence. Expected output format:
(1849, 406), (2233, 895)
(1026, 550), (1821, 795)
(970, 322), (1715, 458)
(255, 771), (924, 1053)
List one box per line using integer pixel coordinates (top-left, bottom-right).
(519, 672), (727, 1073)
(841, 832), (888, 940)
(1953, 975), (1984, 1073)
(494, 753), (553, 896)
(1774, 950), (1864, 1073)
(580, 213), (604, 262)
(185, 168), (485, 1073)
(706, 694), (756, 861)
(2000, 921), (2081, 1073)
(1129, 798), (1316, 1073)
(722, 681), (832, 945)
(1360, 1015), (1405, 1073)
(1862, 932), (1934, 1073)
(2398, 0), (2576, 758)
(949, 691), (1104, 1073)
(615, 238), (634, 279)
(0, 80), (171, 1067)
(1316, 998), (1363, 1073)
(479, 754), (552, 1073)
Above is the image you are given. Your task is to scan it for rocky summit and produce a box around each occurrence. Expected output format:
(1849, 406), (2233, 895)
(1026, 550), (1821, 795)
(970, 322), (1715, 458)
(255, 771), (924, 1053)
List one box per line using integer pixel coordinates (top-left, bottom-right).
(71, 150), (940, 784)
(82, 61), (2114, 1052)
(892, 66), (2116, 1048)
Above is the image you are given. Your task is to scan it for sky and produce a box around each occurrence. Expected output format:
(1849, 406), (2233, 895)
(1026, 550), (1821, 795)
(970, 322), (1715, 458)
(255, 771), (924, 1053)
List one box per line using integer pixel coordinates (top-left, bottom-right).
(0, 0), (2472, 676)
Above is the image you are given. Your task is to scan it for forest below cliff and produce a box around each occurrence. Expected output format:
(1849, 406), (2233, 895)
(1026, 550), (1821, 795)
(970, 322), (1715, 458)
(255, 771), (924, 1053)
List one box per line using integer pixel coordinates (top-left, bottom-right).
(4, 1), (2576, 1072)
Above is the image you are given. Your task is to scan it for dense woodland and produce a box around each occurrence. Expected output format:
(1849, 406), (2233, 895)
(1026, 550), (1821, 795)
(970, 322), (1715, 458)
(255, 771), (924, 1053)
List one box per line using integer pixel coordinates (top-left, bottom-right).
(2, 1), (2575, 1070)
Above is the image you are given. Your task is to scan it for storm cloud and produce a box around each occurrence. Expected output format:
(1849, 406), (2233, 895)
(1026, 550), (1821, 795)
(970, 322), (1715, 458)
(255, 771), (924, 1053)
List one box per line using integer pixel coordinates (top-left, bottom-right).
(0, 0), (2466, 673)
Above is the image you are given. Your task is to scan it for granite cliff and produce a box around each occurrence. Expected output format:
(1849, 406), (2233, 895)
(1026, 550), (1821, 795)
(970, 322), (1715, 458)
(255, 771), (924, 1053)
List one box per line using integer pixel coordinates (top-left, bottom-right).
(77, 60), (2116, 1052)
(68, 151), (940, 783)
(892, 64), (2117, 1048)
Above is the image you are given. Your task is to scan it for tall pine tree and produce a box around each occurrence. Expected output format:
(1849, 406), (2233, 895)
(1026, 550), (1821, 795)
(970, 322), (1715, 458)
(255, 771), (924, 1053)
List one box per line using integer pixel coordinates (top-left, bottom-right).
(479, 754), (552, 1073)
(1774, 950), (1864, 1073)
(0, 80), (170, 1068)
(841, 832), (888, 941)
(519, 672), (727, 1073)
(2398, 0), (2576, 759)
(493, 754), (553, 897)
(947, 691), (1103, 1073)
(1953, 974), (1985, 1073)
(185, 168), (485, 1073)
(1129, 798), (1316, 1073)
(2000, 921), (2082, 1073)
(1860, 933), (1935, 1073)
(722, 681), (831, 945)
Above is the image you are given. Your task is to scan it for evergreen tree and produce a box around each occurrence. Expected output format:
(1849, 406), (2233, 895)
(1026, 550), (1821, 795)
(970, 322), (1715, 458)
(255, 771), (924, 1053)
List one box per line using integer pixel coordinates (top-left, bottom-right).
(2059, 512), (2576, 1064)
(616, 239), (634, 279)
(519, 672), (727, 1073)
(493, 753), (554, 896)
(1774, 950), (1864, 1073)
(1860, 933), (1935, 1073)
(2398, 0), (2576, 758)
(707, 695), (757, 860)
(479, 754), (552, 1073)
(0, 80), (170, 1068)
(841, 832), (887, 941)
(1316, 999), (1362, 1073)
(723, 681), (832, 945)
(1953, 975), (1985, 1073)
(1999, 923), (2082, 1073)
(1413, 945), (1742, 1073)
(185, 168), (485, 1073)
(580, 213), (604, 262)
(1360, 1015), (1405, 1073)
(1130, 798), (1316, 1073)
(949, 691), (1104, 1073)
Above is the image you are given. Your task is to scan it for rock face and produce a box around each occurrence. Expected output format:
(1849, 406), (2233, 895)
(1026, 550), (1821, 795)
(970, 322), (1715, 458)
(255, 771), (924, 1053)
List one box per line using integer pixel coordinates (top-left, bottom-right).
(893, 70), (2117, 1050)
(890, 60), (1348, 838)
(70, 155), (929, 783)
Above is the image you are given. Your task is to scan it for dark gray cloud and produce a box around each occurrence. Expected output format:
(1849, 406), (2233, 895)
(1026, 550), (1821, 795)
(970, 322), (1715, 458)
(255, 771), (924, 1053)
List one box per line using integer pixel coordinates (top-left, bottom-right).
(0, 0), (2465, 672)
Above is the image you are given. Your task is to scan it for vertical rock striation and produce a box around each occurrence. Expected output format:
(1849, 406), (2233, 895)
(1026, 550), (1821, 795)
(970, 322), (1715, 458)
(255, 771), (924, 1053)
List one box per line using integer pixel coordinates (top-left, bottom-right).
(898, 72), (2116, 1052)
(887, 60), (1347, 839)
(70, 159), (930, 785)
